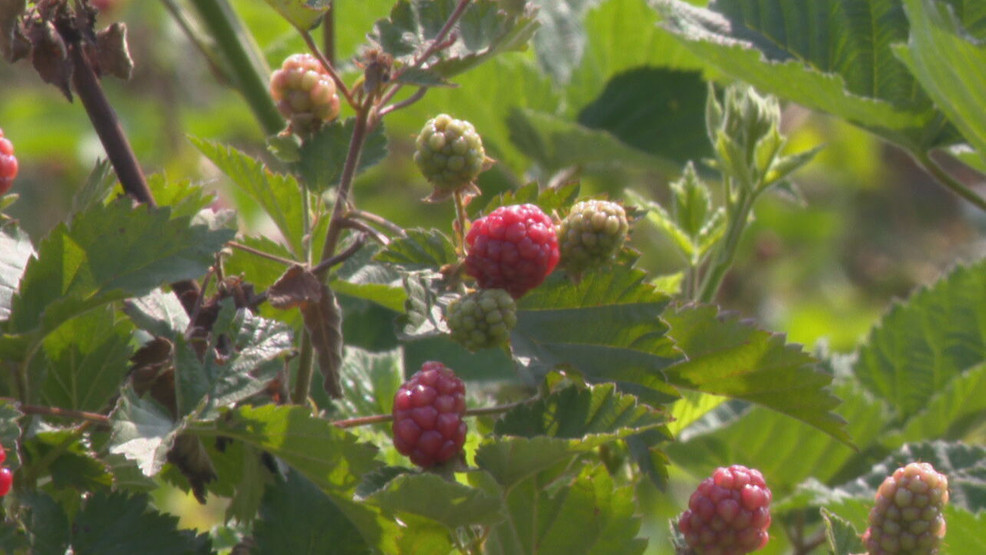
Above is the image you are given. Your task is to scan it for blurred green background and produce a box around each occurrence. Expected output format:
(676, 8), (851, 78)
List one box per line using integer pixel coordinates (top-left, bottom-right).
(2, 0), (984, 550)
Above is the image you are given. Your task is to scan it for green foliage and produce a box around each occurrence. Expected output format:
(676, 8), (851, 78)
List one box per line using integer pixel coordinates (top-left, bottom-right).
(298, 119), (389, 194)
(0, 222), (34, 321)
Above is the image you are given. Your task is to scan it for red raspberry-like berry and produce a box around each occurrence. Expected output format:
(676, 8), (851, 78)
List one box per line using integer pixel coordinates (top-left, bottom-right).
(0, 467), (12, 496)
(269, 53), (341, 135)
(862, 462), (948, 555)
(677, 465), (772, 555)
(392, 361), (467, 468)
(0, 443), (5, 465)
(465, 204), (560, 299)
(0, 129), (19, 196)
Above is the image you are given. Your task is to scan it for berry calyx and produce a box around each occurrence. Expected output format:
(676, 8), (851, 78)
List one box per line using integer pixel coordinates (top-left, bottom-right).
(392, 361), (467, 468)
(558, 199), (629, 277)
(862, 462), (948, 555)
(414, 114), (486, 200)
(446, 289), (517, 351)
(465, 204), (560, 299)
(677, 464), (772, 555)
(269, 53), (341, 135)
(0, 129), (19, 196)
(0, 467), (12, 497)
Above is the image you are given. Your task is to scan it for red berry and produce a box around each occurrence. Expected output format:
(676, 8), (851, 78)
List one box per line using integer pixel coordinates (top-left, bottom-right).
(677, 465), (772, 555)
(0, 467), (12, 496)
(862, 462), (948, 555)
(465, 204), (560, 299)
(0, 129), (18, 196)
(0, 445), (5, 465)
(392, 361), (467, 468)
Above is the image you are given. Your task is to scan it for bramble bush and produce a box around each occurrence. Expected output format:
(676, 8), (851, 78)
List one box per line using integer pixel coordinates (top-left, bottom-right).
(0, 0), (985, 553)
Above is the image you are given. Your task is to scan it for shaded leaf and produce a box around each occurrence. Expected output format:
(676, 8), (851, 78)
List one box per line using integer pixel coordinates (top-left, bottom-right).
(507, 107), (679, 175)
(854, 259), (986, 421)
(375, 228), (457, 271)
(71, 491), (211, 554)
(70, 158), (115, 217)
(108, 387), (180, 477)
(254, 469), (370, 554)
(367, 472), (504, 529)
(0, 221), (33, 321)
(298, 118), (388, 194)
(821, 507), (865, 555)
(191, 137), (305, 258)
(41, 306), (133, 412)
(122, 289), (191, 339)
(398, 272), (454, 340)
(18, 491), (70, 554)
(662, 303), (849, 443)
(897, 362), (986, 444)
(653, 0), (956, 149)
(0, 402), (22, 469)
(578, 68), (711, 166)
(897, 0), (986, 169)
(476, 181), (581, 216)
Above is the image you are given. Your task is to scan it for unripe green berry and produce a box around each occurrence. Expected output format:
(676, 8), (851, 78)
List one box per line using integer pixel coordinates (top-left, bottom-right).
(558, 200), (629, 276)
(414, 114), (486, 195)
(446, 289), (517, 351)
(863, 462), (948, 555)
(270, 53), (341, 135)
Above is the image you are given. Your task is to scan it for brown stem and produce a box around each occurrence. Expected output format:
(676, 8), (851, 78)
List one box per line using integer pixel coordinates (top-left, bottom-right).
(2, 398), (110, 425)
(342, 218), (390, 246)
(321, 2), (335, 67)
(69, 43), (156, 208)
(348, 209), (407, 237)
(312, 233), (368, 279)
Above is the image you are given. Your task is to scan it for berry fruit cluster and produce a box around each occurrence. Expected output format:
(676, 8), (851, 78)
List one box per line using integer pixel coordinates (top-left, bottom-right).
(391, 361), (467, 468)
(862, 462), (948, 555)
(677, 464), (772, 555)
(465, 204), (559, 299)
(0, 443), (12, 497)
(269, 53), (341, 135)
(446, 288), (517, 351)
(558, 199), (629, 277)
(414, 114), (486, 197)
(0, 129), (19, 196)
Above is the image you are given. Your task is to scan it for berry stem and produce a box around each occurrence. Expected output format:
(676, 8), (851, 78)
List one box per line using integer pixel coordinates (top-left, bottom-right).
(227, 241), (298, 266)
(0, 398), (109, 425)
(452, 189), (470, 256)
(321, 3), (336, 69)
(300, 29), (355, 110)
(348, 209), (407, 237)
(913, 149), (986, 212)
(291, 331), (315, 405)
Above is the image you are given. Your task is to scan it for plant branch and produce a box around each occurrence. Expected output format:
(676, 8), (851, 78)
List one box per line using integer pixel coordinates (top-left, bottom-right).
(312, 232), (368, 279)
(376, 87), (428, 119)
(69, 42), (156, 207)
(318, 100), (373, 265)
(1, 399), (110, 425)
(342, 218), (390, 246)
(187, 0), (284, 135)
(349, 209), (407, 237)
(915, 150), (986, 212)
(321, 2), (335, 67)
(291, 331), (315, 405)
(227, 240), (298, 266)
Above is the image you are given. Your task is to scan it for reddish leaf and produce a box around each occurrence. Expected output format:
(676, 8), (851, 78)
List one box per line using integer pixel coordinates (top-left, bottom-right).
(94, 22), (132, 80)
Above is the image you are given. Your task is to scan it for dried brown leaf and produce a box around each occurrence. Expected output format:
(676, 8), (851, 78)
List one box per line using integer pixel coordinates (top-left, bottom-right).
(28, 20), (72, 100)
(95, 22), (132, 80)
(0, 0), (26, 61)
(268, 265), (323, 309)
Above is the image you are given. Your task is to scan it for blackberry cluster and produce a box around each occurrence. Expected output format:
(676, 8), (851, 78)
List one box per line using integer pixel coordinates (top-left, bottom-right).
(465, 204), (560, 299)
(862, 462), (948, 554)
(446, 289), (517, 351)
(0, 128), (19, 196)
(677, 464), (772, 554)
(413, 114), (486, 196)
(558, 200), (629, 276)
(391, 361), (467, 468)
(269, 53), (341, 135)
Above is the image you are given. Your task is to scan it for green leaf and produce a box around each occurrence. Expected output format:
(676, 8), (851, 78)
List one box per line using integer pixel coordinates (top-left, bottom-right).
(0, 402), (22, 469)
(653, 0), (956, 149)
(70, 158), (115, 216)
(254, 470), (370, 554)
(526, 0), (600, 84)
(71, 491), (211, 554)
(821, 507), (865, 555)
(854, 259), (986, 421)
(398, 272), (454, 340)
(174, 304), (293, 418)
(0, 221), (34, 321)
(367, 472), (504, 529)
(24, 429), (113, 491)
(40, 306), (133, 412)
(662, 303), (850, 443)
(108, 387), (180, 477)
(370, 0), (539, 78)
(190, 137), (305, 258)
(494, 383), (670, 440)
(511, 266), (680, 405)
(476, 181), (581, 217)
(484, 464), (646, 555)
(336, 347), (404, 419)
(18, 491), (70, 554)
(6, 198), (234, 342)
(262, 0), (331, 31)
(122, 289), (191, 339)
(375, 228), (457, 272)
(477, 434), (630, 490)
(578, 68), (711, 166)
(145, 175), (218, 222)
(897, 0), (986, 168)
(331, 242), (406, 313)
(506, 108), (679, 175)
(897, 361), (986, 443)
(298, 118), (388, 195)
(191, 404), (382, 496)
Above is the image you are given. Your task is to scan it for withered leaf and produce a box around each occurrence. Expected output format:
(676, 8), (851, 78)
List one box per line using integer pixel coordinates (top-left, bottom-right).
(0, 0), (26, 61)
(129, 336), (177, 416)
(95, 22), (132, 80)
(29, 19), (72, 100)
(268, 265), (344, 398)
(166, 433), (217, 504)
